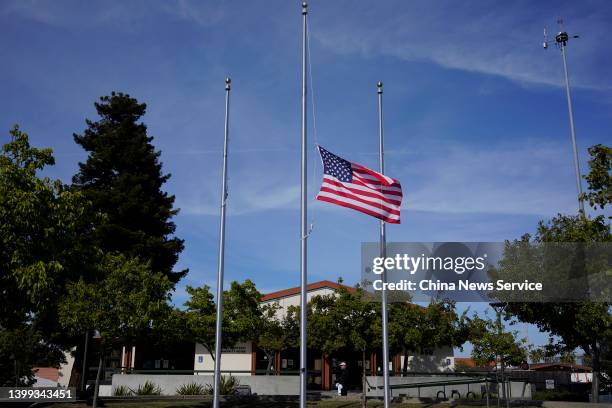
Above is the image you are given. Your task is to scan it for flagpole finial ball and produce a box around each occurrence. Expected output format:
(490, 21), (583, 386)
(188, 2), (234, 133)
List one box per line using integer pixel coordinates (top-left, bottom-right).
(377, 81), (383, 93)
(302, 2), (307, 14)
(225, 77), (231, 90)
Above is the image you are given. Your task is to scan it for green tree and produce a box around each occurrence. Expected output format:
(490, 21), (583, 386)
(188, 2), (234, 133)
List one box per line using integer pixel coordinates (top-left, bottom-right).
(221, 280), (300, 375)
(0, 325), (64, 386)
(59, 254), (173, 408)
(255, 304), (283, 375)
(528, 346), (545, 364)
(223, 280), (263, 347)
(469, 313), (526, 402)
(181, 279), (298, 375)
(0, 126), (95, 385)
(182, 282), (262, 363)
(255, 303), (299, 375)
(307, 293), (345, 355)
(182, 285), (218, 361)
(469, 314), (527, 368)
(388, 302), (421, 372)
(496, 144), (612, 402)
(581, 144), (611, 211)
(72, 92), (186, 283)
(560, 350), (577, 365)
(308, 286), (380, 408)
(389, 300), (470, 374)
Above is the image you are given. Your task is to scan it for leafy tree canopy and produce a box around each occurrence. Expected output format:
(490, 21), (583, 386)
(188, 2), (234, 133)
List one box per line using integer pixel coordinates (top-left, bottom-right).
(470, 314), (527, 367)
(59, 254), (173, 343)
(72, 92), (186, 283)
(581, 144), (611, 211)
(0, 126), (97, 385)
(497, 143), (611, 401)
(1, 126), (94, 322)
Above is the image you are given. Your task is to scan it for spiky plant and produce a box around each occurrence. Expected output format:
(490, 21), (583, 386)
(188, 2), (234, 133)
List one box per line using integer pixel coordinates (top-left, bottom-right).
(176, 382), (208, 395)
(135, 380), (162, 395)
(204, 375), (239, 395)
(112, 385), (133, 396)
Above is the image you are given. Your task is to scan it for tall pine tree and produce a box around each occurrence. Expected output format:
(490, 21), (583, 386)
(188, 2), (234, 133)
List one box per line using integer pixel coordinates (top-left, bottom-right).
(73, 92), (186, 283)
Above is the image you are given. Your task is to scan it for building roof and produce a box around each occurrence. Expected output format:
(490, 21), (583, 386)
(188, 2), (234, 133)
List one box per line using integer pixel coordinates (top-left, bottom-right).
(454, 357), (496, 369)
(260, 280), (351, 302)
(33, 367), (59, 382)
(529, 363), (592, 372)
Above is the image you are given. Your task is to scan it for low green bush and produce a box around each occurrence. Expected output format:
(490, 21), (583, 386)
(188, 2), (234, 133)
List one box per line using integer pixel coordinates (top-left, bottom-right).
(204, 375), (239, 395)
(176, 382), (209, 395)
(135, 380), (162, 395)
(112, 385), (133, 396)
(532, 389), (588, 402)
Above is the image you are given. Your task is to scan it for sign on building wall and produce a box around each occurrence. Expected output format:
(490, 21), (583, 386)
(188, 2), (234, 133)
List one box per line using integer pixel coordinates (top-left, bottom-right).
(571, 373), (592, 383)
(222, 346), (247, 353)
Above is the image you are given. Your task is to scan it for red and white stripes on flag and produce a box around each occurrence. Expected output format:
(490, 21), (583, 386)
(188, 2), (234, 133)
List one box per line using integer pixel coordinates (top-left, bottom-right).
(315, 145), (403, 224)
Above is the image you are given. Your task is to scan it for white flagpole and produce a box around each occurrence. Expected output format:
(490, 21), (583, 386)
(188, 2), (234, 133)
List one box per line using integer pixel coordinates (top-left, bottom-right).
(377, 80), (391, 408)
(212, 77), (231, 408)
(299, 2), (309, 408)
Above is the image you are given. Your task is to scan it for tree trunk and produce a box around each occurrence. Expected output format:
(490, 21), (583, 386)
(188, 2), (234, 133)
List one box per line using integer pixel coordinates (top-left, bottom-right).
(361, 349), (367, 408)
(68, 341), (85, 388)
(402, 350), (409, 375)
(92, 352), (104, 408)
(207, 343), (216, 362)
(592, 343), (600, 403)
(265, 351), (274, 375)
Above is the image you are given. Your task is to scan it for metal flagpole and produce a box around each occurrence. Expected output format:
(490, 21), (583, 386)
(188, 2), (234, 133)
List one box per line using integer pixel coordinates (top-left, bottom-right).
(80, 330), (89, 393)
(377, 81), (391, 408)
(299, 2), (309, 408)
(559, 36), (584, 214)
(213, 77), (231, 408)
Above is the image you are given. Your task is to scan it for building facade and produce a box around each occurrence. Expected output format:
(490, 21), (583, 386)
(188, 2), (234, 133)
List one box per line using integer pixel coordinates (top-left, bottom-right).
(59, 280), (454, 391)
(191, 280), (455, 390)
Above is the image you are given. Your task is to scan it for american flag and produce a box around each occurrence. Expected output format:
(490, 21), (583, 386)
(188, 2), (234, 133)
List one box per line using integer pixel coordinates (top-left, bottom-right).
(316, 145), (403, 224)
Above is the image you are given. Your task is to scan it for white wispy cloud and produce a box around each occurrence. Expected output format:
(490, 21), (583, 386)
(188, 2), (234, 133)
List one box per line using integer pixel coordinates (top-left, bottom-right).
(174, 137), (582, 218)
(402, 140), (580, 216)
(0, 0), (225, 29)
(159, 0), (225, 27)
(311, 0), (612, 90)
(178, 182), (300, 216)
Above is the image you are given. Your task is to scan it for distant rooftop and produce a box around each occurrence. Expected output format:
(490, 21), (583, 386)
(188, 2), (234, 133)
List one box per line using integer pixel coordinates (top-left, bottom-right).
(260, 280), (350, 302)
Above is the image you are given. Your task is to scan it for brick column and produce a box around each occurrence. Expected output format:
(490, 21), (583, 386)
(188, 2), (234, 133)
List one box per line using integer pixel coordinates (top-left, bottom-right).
(322, 354), (331, 390)
(394, 353), (401, 375)
(275, 351), (281, 375)
(370, 353), (377, 376)
(251, 349), (257, 375)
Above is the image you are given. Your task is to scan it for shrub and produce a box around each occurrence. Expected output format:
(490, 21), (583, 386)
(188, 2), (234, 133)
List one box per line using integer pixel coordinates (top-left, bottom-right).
(204, 375), (239, 395)
(532, 389), (588, 402)
(135, 380), (162, 395)
(112, 385), (133, 396)
(176, 382), (208, 395)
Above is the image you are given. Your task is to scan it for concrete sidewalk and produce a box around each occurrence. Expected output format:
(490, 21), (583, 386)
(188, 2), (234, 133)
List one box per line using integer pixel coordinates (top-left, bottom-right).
(543, 402), (612, 407)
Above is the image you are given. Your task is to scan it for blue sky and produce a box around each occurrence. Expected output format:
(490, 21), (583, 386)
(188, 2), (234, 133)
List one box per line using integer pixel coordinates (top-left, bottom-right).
(1, 0), (611, 355)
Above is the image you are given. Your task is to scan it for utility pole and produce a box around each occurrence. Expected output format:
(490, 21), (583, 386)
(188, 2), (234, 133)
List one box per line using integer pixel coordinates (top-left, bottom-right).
(491, 303), (510, 408)
(543, 20), (584, 214)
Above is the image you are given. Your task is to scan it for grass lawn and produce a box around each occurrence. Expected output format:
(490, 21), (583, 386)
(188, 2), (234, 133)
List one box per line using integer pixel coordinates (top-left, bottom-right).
(49, 400), (530, 408)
